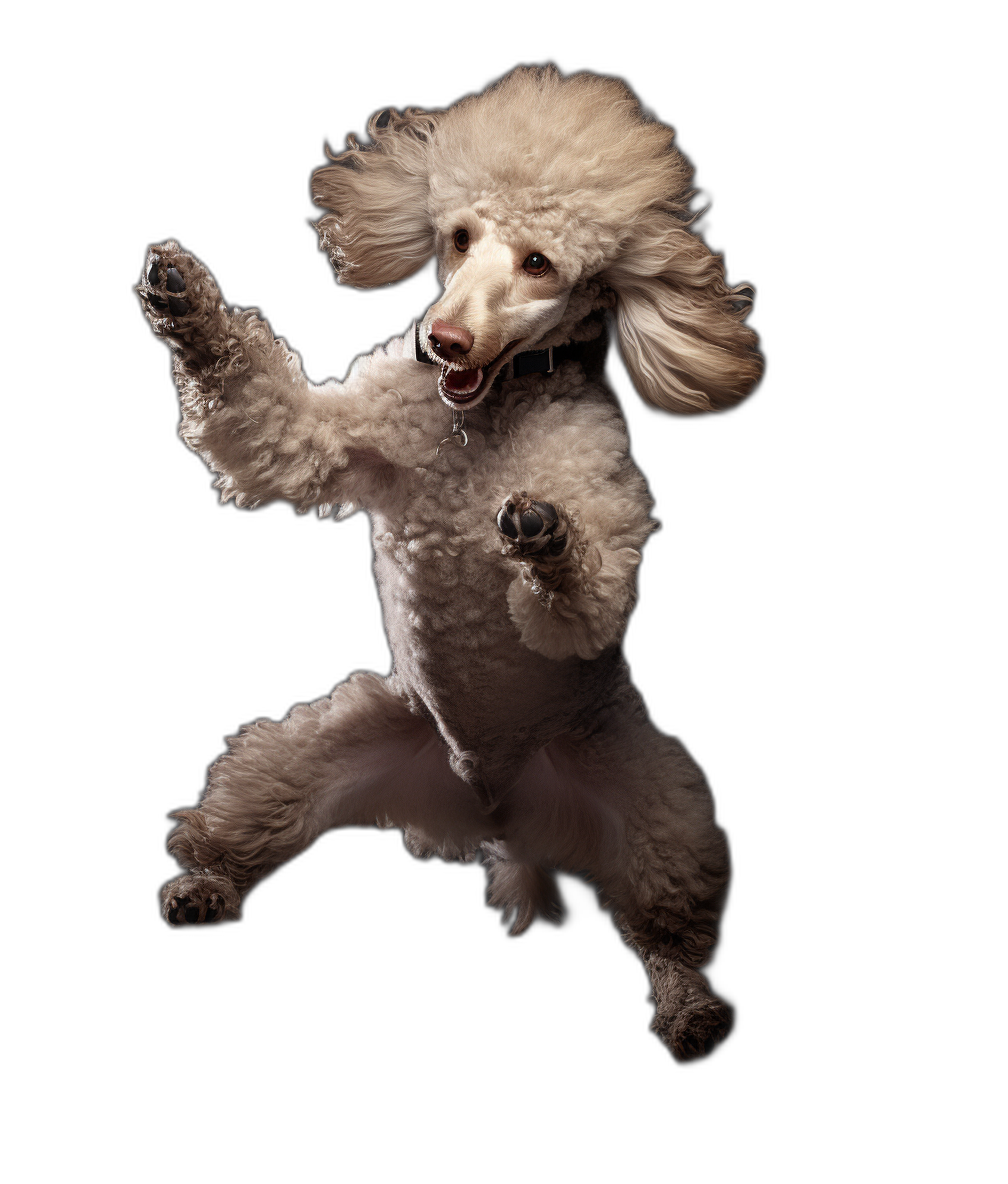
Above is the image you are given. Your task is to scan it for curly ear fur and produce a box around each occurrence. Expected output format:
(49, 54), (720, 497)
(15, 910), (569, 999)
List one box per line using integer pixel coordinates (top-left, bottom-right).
(312, 108), (437, 286)
(607, 211), (763, 414)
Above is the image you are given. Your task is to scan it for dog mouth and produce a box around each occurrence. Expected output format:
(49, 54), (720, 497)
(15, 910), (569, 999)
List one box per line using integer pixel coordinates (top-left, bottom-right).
(437, 340), (521, 407)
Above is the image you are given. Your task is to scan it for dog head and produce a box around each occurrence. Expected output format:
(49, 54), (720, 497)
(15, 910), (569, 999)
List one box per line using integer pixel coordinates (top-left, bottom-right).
(312, 66), (762, 412)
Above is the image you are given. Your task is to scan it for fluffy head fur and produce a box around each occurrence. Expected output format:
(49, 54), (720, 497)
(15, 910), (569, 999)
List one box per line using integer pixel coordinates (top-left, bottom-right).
(312, 65), (762, 412)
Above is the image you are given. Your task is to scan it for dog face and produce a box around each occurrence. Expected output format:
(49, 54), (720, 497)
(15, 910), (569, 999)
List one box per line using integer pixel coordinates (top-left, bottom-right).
(419, 213), (575, 407)
(313, 66), (762, 413)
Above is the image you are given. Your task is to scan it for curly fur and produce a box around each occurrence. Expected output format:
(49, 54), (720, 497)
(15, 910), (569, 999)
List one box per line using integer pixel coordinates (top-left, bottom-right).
(312, 65), (761, 411)
(140, 65), (762, 1061)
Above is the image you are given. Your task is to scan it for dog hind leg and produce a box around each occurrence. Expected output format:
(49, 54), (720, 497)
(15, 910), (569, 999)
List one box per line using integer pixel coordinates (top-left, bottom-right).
(508, 690), (734, 1059)
(161, 672), (482, 924)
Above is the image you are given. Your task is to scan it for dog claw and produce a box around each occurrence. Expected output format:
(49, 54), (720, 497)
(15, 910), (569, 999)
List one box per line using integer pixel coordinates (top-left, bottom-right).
(167, 895), (200, 923)
(165, 266), (185, 293)
(498, 504), (519, 538)
(147, 256), (160, 286)
(166, 893), (213, 925)
(162, 873), (237, 926)
(167, 295), (190, 316)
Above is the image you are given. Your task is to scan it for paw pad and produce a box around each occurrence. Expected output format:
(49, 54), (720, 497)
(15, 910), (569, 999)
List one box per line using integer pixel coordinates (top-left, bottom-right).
(497, 497), (564, 556)
(143, 253), (190, 317)
(166, 893), (221, 925)
(520, 508), (544, 536)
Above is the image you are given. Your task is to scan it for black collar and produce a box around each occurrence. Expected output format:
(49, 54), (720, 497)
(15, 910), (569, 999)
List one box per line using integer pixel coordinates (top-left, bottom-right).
(413, 323), (603, 380)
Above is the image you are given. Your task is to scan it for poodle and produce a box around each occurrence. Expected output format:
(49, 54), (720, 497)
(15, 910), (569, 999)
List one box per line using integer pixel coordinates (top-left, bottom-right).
(138, 65), (762, 1060)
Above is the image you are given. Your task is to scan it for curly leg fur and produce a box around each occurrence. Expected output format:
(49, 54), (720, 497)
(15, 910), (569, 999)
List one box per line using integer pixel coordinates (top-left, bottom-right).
(138, 241), (431, 513)
(139, 242), (248, 390)
(498, 490), (643, 662)
(617, 748), (733, 1060)
(498, 491), (589, 600)
(161, 673), (490, 925)
(504, 690), (734, 1059)
(162, 673), (397, 909)
(620, 789), (732, 1060)
(643, 955), (734, 1061)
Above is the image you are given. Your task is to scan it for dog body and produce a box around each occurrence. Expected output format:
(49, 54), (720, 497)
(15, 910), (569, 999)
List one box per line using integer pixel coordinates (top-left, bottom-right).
(140, 67), (761, 1059)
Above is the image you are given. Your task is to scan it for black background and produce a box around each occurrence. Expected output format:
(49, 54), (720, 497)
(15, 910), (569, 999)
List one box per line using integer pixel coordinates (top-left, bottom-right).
(94, 23), (852, 1112)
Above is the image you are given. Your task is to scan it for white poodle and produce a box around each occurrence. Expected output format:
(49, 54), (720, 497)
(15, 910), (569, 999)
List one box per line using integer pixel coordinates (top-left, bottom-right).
(138, 65), (762, 1060)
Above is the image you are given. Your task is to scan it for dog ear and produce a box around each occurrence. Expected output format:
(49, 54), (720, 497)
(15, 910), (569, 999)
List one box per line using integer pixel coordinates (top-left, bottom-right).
(606, 213), (763, 413)
(312, 108), (437, 287)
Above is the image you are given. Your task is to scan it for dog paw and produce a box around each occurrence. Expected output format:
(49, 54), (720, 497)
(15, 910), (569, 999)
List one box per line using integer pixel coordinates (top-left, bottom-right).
(161, 871), (239, 926)
(137, 241), (226, 348)
(497, 493), (568, 558)
(656, 998), (734, 1062)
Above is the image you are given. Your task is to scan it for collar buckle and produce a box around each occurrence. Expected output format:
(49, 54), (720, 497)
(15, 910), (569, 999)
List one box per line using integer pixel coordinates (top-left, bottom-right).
(510, 345), (555, 379)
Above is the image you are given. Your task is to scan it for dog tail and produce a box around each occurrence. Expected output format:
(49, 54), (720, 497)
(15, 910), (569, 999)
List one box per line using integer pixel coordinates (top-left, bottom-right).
(485, 852), (563, 932)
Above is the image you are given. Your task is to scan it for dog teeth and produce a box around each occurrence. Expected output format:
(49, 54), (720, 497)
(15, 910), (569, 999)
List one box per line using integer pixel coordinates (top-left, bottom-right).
(442, 367), (482, 394)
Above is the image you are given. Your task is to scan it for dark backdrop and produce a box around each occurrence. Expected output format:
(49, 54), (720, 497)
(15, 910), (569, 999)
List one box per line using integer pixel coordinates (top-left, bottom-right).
(96, 34), (843, 1108)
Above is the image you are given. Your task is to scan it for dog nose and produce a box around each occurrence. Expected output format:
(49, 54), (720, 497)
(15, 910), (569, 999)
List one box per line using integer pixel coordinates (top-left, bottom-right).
(429, 320), (474, 356)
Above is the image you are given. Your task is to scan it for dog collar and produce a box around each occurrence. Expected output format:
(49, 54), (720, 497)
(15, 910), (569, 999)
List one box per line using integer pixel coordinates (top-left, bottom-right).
(413, 323), (590, 379)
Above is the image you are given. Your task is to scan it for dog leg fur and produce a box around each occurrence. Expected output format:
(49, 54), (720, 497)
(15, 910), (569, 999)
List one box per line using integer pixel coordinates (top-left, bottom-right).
(161, 672), (490, 924)
(497, 489), (652, 662)
(158, 639), (731, 1060)
(504, 688), (733, 1059)
(138, 241), (436, 513)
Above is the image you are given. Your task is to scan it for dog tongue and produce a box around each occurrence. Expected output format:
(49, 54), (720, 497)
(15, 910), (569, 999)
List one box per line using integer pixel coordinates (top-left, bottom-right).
(443, 367), (483, 395)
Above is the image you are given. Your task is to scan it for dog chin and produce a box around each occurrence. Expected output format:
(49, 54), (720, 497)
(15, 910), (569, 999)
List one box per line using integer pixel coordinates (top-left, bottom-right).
(437, 340), (522, 409)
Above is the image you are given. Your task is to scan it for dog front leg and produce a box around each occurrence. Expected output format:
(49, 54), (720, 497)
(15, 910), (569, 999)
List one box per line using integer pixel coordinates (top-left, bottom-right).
(138, 241), (422, 512)
(496, 492), (642, 660)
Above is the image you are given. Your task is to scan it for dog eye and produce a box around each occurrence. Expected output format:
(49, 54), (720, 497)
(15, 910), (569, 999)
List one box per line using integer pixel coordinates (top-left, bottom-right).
(523, 252), (550, 275)
(453, 229), (470, 252)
